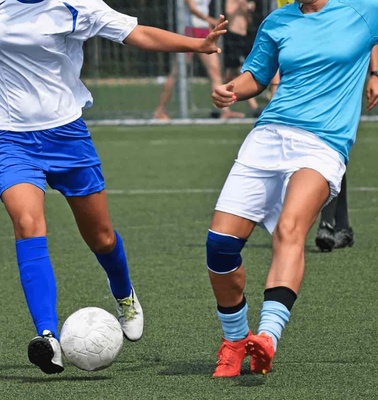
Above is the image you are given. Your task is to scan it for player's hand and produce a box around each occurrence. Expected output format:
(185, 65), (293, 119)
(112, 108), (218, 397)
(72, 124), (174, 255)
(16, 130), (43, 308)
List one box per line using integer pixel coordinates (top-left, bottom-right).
(200, 15), (228, 54)
(212, 82), (237, 109)
(366, 75), (378, 111)
(207, 16), (219, 28)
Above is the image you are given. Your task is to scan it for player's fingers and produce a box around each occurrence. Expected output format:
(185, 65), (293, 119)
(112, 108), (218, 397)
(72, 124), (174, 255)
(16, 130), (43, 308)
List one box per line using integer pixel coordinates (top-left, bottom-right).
(367, 95), (378, 111)
(212, 87), (234, 99)
(366, 87), (371, 101)
(209, 29), (227, 39)
(366, 87), (378, 110)
(216, 14), (226, 25)
(225, 82), (235, 92)
(212, 16), (228, 32)
(212, 93), (236, 108)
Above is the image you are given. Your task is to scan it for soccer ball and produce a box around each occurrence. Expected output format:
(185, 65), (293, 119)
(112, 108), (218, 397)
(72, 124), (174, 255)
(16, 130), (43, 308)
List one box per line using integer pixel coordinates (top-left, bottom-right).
(60, 307), (123, 371)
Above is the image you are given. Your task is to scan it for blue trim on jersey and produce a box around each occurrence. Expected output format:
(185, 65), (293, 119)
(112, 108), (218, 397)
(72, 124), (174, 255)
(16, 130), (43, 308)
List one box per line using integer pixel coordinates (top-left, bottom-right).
(17, 0), (44, 3)
(63, 2), (78, 34)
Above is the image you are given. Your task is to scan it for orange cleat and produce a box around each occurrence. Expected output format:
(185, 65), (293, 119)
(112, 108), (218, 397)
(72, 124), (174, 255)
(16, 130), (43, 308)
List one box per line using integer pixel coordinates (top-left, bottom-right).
(246, 333), (275, 375)
(212, 330), (253, 378)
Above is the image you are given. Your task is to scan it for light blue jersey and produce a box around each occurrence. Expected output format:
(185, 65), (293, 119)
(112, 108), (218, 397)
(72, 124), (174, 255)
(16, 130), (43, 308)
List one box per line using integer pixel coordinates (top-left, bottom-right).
(241, 0), (378, 163)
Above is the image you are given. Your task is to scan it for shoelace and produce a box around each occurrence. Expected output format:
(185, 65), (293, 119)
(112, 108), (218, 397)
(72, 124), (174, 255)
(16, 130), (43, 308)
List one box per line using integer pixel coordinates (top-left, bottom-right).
(118, 297), (136, 321)
(41, 330), (54, 338)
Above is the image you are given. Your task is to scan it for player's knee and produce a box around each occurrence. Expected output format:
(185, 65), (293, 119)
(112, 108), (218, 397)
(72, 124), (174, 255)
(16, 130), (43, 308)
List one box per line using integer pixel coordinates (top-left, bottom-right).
(206, 230), (246, 274)
(14, 213), (46, 238)
(87, 228), (115, 254)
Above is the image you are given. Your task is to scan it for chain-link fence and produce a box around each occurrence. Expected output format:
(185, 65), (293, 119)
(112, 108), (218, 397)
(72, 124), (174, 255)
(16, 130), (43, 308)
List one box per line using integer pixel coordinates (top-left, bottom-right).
(82, 1), (378, 122)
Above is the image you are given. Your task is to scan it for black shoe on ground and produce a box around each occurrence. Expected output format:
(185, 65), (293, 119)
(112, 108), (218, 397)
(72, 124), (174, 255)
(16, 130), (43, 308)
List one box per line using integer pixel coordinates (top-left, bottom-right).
(315, 221), (335, 252)
(334, 227), (354, 249)
(210, 110), (221, 119)
(28, 330), (64, 374)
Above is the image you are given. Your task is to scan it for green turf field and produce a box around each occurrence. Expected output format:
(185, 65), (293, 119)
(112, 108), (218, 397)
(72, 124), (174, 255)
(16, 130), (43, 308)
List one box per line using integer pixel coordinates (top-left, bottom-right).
(82, 80), (378, 120)
(83, 80), (260, 120)
(0, 122), (377, 399)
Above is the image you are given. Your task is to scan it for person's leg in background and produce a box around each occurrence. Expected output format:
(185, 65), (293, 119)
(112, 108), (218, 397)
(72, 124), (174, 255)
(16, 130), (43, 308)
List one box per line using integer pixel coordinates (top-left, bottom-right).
(333, 174), (354, 248)
(153, 62), (178, 120)
(315, 174), (354, 251)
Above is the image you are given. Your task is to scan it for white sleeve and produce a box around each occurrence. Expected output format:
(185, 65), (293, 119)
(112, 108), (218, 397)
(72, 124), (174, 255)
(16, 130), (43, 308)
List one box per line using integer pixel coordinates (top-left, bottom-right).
(65, 0), (138, 43)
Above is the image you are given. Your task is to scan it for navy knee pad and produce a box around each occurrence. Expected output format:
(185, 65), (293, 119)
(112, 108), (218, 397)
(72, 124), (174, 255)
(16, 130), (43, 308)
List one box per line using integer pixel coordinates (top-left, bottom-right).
(206, 230), (246, 274)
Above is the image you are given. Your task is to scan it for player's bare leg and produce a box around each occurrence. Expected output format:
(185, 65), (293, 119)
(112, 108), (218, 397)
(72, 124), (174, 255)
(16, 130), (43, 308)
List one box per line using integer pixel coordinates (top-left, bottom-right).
(66, 191), (144, 341)
(2, 184), (63, 373)
(247, 168), (330, 374)
(207, 212), (256, 377)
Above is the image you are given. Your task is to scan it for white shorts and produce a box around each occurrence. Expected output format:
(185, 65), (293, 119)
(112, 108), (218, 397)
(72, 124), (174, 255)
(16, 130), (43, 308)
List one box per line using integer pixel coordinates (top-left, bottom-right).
(215, 124), (346, 234)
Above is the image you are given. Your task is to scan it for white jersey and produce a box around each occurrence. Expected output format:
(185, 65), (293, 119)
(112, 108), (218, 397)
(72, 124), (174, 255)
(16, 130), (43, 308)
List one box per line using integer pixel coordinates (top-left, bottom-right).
(0, 0), (137, 131)
(185, 0), (212, 29)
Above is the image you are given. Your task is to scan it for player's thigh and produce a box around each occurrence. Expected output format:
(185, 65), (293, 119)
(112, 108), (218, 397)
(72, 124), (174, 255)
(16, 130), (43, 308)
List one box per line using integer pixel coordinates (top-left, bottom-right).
(280, 168), (330, 234)
(0, 158), (47, 237)
(212, 162), (281, 238)
(210, 211), (256, 240)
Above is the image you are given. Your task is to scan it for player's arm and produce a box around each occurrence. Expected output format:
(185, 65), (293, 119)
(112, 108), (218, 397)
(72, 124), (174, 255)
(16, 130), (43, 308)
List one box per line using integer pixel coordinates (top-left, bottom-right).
(366, 45), (378, 111)
(212, 71), (266, 109)
(124, 16), (227, 54)
(185, 0), (218, 27)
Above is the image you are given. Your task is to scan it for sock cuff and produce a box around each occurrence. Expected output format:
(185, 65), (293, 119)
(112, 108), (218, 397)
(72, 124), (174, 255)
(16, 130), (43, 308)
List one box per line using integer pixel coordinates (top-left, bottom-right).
(217, 295), (246, 314)
(16, 236), (48, 265)
(264, 286), (297, 311)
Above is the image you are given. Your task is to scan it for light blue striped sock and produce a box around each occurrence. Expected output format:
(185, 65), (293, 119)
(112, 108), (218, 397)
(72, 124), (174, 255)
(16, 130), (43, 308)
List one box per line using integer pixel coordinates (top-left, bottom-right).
(217, 304), (249, 341)
(257, 300), (291, 351)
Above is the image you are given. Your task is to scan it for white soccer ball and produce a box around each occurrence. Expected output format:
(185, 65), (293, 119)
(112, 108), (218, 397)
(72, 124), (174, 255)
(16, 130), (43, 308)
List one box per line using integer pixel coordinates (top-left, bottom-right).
(60, 307), (123, 371)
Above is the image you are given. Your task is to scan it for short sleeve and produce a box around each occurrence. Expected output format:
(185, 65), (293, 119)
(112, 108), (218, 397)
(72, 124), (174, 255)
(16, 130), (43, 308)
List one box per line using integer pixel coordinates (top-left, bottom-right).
(64, 0), (138, 43)
(339, 0), (378, 45)
(240, 18), (279, 86)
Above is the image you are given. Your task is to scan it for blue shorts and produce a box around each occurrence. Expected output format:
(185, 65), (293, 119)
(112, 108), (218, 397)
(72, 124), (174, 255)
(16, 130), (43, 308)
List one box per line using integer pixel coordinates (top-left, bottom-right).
(0, 118), (105, 197)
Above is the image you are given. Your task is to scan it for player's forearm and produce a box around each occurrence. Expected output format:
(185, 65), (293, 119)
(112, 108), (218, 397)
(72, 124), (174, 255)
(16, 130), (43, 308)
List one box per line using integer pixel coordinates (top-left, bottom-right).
(232, 72), (266, 101)
(125, 26), (203, 52)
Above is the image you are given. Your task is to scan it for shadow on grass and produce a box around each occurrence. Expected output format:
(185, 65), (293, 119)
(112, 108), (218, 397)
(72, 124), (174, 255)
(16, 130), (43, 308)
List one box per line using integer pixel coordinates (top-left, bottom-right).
(0, 365), (111, 383)
(158, 361), (266, 386)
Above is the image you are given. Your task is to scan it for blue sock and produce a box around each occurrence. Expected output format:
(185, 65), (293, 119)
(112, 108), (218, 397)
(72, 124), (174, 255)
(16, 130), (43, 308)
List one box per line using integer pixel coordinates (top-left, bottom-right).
(16, 237), (58, 338)
(257, 300), (291, 350)
(217, 304), (249, 341)
(95, 230), (132, 299)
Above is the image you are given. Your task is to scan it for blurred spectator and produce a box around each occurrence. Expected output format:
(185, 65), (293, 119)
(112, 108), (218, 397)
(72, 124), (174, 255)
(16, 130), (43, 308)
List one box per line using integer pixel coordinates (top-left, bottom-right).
(223, 0), (262, 117)
(153, 0), (244, 120)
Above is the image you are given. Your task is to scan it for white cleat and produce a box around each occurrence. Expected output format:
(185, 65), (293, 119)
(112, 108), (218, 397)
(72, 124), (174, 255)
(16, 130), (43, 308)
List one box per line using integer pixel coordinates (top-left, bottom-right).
(110, 284), (144, 341)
